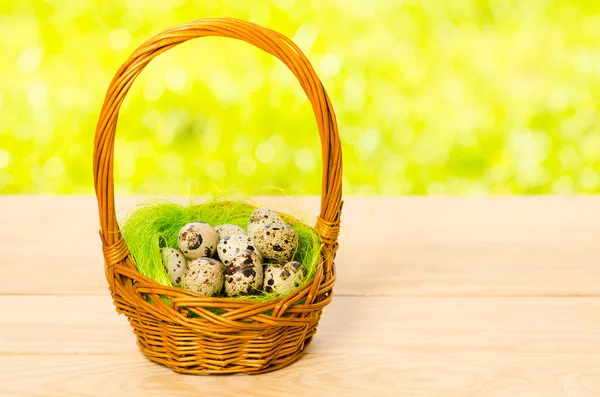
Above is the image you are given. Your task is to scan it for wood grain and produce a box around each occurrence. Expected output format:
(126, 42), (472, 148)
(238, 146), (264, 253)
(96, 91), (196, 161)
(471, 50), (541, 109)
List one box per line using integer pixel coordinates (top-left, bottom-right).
(1, 196), (599, 296)
(1, 295), (600, 356)
(2, 354), (599, 397)
(1, 196), (599, 396)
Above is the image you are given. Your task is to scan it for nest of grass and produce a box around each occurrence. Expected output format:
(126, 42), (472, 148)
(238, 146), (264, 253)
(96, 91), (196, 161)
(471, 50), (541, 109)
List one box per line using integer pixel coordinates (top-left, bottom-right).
(120, 199), (322, 302)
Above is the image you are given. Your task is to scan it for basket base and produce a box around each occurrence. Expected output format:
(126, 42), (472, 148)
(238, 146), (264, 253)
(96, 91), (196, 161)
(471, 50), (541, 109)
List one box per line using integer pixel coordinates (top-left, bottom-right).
(136, 333), (315, 375)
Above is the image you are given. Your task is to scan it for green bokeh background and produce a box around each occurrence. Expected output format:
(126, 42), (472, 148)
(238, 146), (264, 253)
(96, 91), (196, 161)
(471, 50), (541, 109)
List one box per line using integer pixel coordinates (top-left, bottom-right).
(1, 0), (600, 195)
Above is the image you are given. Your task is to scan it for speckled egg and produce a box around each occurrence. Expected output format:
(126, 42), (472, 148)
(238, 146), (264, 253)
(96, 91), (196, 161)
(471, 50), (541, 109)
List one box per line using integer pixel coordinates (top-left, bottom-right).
(161, 247), (188, 285)
(217, 234), (263, 265)
(214, 224), (247, 240)
(223, 250), (263, 296)
(247, 208), (285, 237)
(252, 223), (298, 263)
(264, 261), (306, 295)
(181, 257), (224, 296)
(177, 222), (218, 260)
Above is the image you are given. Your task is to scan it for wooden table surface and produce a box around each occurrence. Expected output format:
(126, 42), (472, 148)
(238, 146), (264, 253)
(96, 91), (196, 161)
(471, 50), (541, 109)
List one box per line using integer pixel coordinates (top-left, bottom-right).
(1, 196), (599, 396)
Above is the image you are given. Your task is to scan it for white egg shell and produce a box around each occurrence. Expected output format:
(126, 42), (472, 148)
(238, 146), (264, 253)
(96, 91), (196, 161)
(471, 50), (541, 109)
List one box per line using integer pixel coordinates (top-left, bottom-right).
(247, 208), (285, 237)
(224, 250), (263, 296)
(177, 222), (218, 260)
(217, 234), (263, 265)
(264, 261), (306, 295)
(252, 223), (298, 263)
(182, 257), (224, 297)
(214, 224), (247, 240)
(161, 247), (188, 285)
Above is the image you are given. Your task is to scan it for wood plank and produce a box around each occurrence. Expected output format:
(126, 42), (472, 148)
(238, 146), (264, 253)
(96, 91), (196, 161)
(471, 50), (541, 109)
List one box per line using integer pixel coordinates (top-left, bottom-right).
(2, 353), (599, 397)
(1, 196), (599, 396)
(1, 196), (600, 296)
(1, 295), (599, 356)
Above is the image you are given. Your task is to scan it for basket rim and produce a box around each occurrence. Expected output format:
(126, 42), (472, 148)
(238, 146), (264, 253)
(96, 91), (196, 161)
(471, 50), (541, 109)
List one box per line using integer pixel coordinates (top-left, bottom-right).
(117, 200), (330, 308)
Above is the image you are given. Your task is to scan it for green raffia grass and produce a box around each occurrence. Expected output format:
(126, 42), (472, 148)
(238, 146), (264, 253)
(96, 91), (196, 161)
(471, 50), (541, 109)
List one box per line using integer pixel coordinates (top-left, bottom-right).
(120, 199), (322, 302)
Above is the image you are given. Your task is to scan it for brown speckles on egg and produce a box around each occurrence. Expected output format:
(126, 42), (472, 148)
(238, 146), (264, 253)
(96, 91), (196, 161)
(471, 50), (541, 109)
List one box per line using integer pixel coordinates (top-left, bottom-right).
(187, 234), (203, 250)
(223, 250), (263, 297)
(263, 261), (304, 296)
(214, 224), (247, 240)
(161, 247), (188, 285)
(177, 222), (218, 260)
(252, 223), (298, 263)
(247, 208), (285, 237)
(217, 234), (262, 265)
(181, 257), (224, 297)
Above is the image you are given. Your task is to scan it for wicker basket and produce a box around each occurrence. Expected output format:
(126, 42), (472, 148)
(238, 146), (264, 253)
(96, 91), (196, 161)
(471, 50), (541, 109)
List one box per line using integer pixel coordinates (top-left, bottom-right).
(92, 18), (343, 374)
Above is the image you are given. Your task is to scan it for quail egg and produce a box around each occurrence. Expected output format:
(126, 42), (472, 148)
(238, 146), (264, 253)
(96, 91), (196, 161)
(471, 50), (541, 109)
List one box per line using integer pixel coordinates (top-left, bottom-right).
(214, 224), (247, 240)
(217, 234), (262, 265)
(181, 257), (224, 297)
(177, 222), (218, 260)
(223, 250), (263, 296)
(252, 223), (298, 263)
(264, 261), (306, 295)
(247, 208), (285, 237)
(161, 247), (188, 285)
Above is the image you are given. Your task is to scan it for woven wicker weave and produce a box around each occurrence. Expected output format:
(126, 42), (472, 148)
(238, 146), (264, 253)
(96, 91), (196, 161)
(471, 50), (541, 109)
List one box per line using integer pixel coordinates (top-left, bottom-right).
(92, 18), (343, 374)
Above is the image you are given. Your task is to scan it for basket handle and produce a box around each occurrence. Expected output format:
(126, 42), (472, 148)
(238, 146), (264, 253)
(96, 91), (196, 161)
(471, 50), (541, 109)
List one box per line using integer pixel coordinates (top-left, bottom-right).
(93, 18), (343, 259)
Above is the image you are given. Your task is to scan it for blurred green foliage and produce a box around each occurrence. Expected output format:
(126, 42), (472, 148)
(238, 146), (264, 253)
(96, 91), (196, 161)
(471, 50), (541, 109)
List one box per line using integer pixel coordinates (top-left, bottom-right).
(1, 0), (600, 195)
